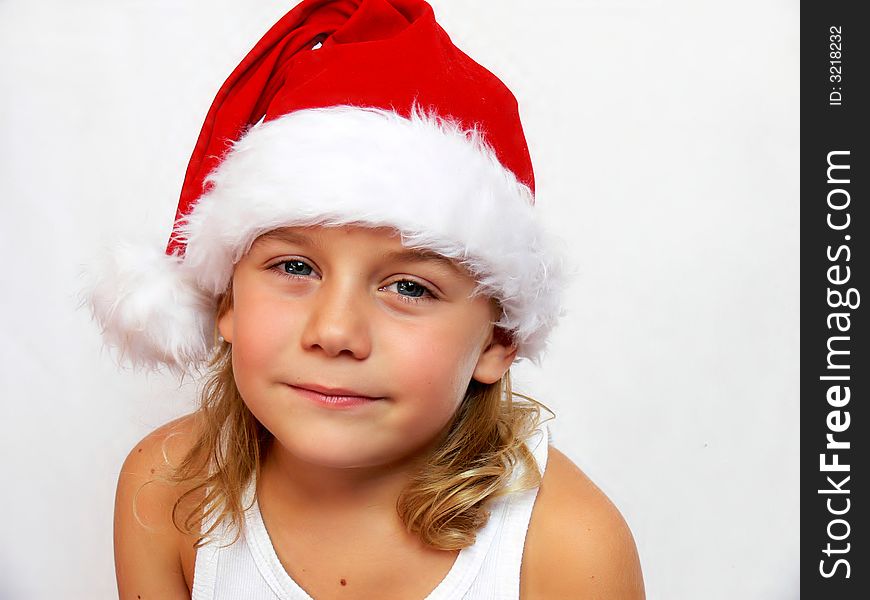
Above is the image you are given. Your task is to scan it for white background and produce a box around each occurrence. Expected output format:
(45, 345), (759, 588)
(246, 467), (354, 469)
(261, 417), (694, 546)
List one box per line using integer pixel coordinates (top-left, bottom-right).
(0, 0), (799, 598)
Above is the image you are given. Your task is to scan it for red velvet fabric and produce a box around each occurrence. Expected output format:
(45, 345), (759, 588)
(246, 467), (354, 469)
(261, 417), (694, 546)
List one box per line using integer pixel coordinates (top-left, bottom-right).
(169, 0), (534, 256)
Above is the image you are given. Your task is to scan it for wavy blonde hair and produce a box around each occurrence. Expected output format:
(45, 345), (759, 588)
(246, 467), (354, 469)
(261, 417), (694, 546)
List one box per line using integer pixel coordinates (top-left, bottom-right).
(158, 289), (552, 551)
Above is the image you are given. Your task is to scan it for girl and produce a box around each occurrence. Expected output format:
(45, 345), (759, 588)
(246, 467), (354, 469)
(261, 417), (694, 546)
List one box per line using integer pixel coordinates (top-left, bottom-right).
(89, 0), (644, 598)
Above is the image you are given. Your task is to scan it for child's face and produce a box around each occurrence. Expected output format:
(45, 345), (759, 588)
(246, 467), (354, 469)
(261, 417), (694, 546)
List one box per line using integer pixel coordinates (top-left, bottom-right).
(218, 225), (516, 469)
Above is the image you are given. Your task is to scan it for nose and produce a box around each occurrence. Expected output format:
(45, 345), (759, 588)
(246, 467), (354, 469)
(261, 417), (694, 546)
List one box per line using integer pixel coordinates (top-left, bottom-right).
(299, 278), (372, 359)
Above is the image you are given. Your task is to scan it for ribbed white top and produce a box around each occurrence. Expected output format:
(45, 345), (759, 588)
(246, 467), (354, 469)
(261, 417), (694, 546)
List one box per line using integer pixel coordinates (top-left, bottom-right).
(192, 423), (549, 600)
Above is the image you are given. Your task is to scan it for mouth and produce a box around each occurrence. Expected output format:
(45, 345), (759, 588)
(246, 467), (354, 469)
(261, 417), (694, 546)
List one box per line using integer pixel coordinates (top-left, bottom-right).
(287, 382), (384, 409)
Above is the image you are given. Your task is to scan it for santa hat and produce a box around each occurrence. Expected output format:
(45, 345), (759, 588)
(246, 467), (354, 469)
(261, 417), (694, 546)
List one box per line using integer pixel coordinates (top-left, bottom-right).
(86, 0), (566, 372)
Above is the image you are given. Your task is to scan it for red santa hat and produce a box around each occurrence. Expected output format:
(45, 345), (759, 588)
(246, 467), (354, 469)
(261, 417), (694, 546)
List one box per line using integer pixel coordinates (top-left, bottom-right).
(86, 0), (566, 372)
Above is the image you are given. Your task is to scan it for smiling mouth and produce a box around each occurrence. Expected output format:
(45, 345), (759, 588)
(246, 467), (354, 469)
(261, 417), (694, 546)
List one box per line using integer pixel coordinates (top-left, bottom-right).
(287, 383), (384, 408)
(292, 382), (381, 398)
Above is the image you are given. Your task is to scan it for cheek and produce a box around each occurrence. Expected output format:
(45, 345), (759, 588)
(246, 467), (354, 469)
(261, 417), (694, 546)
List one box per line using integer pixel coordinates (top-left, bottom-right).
(383, 319), (482, 408)
(230, 290), (298, 380)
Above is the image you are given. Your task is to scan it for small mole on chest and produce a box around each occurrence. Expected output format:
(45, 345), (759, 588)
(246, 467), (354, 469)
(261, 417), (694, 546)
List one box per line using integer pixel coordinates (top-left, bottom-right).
(340, 578), (347, 586)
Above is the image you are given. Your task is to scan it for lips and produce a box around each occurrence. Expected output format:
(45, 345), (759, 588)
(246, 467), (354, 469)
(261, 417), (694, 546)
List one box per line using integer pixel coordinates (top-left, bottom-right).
(291, 382), (381, 399)
(287, 382), (384, 409)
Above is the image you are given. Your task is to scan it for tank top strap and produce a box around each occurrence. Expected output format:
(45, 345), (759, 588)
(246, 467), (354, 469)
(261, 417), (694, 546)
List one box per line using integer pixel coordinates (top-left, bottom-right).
(191, 479), (259, 600)
(426, 419), (551, 599)
(459, 419), (550, 599)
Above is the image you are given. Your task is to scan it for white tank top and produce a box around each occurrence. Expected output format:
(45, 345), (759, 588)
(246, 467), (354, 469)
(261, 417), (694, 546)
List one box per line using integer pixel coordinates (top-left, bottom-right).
(191, 423), (549, 599)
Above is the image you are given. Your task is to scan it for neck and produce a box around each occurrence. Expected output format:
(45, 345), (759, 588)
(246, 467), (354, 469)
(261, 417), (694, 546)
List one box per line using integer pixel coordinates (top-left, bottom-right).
(259, 436), (435, 515)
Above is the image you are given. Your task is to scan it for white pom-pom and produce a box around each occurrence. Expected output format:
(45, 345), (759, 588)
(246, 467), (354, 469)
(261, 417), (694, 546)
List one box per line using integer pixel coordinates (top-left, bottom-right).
(81, 243), (216, 373)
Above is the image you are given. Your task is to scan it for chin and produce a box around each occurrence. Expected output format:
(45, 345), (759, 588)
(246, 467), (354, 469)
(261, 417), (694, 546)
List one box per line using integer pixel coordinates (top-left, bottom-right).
(273, 425), (393, 467)
(274, 421), (438, 470)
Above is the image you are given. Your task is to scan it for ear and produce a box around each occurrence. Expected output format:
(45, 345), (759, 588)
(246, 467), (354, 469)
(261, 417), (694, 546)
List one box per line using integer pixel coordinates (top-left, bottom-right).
(217, 303), (235, 343)
(472, 327), (518, 385)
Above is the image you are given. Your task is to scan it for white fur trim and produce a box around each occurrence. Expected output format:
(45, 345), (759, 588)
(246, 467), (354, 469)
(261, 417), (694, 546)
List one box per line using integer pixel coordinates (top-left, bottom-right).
(83, 242), (215, 372)
(177, 106), (566, 365)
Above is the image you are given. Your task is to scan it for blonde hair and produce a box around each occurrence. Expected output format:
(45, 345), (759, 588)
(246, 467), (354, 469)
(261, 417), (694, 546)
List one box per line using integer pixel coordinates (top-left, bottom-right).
(158, 289), (552, 551)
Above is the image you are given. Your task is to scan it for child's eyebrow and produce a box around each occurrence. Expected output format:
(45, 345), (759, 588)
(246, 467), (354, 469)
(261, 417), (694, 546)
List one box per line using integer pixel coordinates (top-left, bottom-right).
(256, 229), (319, 247)
(379, 247), (461, 272)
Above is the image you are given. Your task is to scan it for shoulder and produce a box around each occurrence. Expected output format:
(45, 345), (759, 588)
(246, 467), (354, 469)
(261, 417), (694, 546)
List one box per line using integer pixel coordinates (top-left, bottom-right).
(114, 412), (203, 599)
(520, 446), (645, 600)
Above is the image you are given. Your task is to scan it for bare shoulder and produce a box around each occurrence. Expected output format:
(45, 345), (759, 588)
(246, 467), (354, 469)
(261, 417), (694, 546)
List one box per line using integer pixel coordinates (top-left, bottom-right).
(114, 412), (203, 599)
(520, 446), (645, 600)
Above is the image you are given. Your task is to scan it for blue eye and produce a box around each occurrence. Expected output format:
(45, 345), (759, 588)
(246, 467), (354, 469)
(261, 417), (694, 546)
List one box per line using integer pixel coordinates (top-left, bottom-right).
(269, 258), (318, 281)
(282, 260), (313, 276)
(382, 280), (435, 304)
(394, 280), (426, 297)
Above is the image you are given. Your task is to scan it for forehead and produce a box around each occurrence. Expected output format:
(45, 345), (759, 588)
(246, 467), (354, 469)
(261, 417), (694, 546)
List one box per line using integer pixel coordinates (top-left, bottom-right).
(253, 225), (464, 273)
